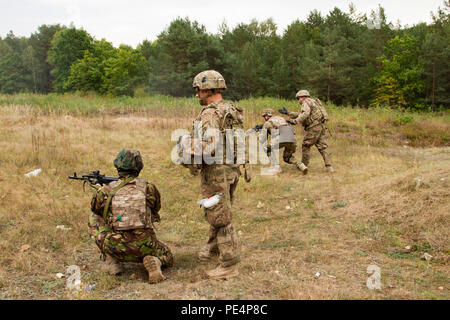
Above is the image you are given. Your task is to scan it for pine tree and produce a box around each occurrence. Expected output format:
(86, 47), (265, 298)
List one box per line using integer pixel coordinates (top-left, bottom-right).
(29, 24), (63, 93)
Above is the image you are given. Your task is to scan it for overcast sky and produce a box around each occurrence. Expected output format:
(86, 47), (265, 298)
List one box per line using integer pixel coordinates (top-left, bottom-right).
(1, 0), (446, 47)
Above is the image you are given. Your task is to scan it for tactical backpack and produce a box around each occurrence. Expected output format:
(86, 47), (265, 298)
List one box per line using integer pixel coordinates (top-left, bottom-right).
(218, 101), (244, 131)
(215, 101), (252, 181)
(220, 102), (246, 165)
(103, 178), (152, 231)
(314, 98), (329, 122)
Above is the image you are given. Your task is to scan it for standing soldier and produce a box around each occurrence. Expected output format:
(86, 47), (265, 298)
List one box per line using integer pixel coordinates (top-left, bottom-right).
(89, 149), (173, 283)
(179, 70), (242, 279)
(279, 90), (334, 174)
(259, 108), (302, 173)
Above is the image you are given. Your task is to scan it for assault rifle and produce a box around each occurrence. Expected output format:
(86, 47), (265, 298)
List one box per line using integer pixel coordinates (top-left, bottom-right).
(68, 170), (119, 190)
(278, 107), (289, 115)
(279, 108), (296, 125)
(246, 124), (263, 134)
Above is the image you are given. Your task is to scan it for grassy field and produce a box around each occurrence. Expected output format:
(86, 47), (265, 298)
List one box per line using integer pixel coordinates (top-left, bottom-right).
(0, 94), (448, 300)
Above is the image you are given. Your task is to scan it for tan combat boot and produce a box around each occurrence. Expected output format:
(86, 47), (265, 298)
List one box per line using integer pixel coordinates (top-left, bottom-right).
(205, 264), (239, 280)
(297, 162), (308, 175)
(325, 166), (334, 173)
(102, 255), (124, 275)
(143, 256), (166, 284)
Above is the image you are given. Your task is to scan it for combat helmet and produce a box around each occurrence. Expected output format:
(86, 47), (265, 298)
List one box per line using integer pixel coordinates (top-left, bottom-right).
(296, 90), (310, 98)
(113, 149), (143, 176)
(261, 108), (274, 117)
(192, 70), (226, 91)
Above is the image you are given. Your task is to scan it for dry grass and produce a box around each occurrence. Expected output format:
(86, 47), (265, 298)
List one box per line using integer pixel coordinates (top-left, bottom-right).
(0, 102), (448, 300)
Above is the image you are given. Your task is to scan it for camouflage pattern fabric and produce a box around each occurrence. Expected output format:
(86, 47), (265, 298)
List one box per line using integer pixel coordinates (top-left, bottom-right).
(201, 164), (241, 267)
(89, 175), (173, 267)
(262, 115), (288, 130)
(301, 124), (332, 167)
(192, 70), (227, 91)
(187, 99), (242, 268)
(288, 97), (332, 168)
(109, 178), (151, 230)
(88, 214), (173, 266)
(184, 100), (244, 166)
(279, 142), (298, 164)
(114, 149), (144, 176)
(296, 89), (310, 98)
(261, 108), (274, 117)
(289, 97), (324, 129)
(262, 115), (299, 165)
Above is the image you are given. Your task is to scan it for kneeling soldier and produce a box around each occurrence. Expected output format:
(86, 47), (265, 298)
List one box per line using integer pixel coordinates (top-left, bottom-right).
(89, 149), (173, 283)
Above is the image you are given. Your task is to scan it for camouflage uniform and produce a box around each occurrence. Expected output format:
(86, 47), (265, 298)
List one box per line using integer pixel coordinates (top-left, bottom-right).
(182, 70), (242, 274)
(89, 180), (173, 267)
(289, 93), (332, 169)
(89, 150), (173, 270)
(261, 109), (299, 166)
(193, 100), (242, 268)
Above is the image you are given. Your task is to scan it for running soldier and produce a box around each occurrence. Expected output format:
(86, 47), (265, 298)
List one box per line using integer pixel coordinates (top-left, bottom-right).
(280, 90), (334, 174)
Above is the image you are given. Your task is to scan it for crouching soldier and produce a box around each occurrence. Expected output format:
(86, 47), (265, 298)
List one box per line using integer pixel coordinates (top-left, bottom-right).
(260, 108), (302, 173)
(89, 149), (173, 283)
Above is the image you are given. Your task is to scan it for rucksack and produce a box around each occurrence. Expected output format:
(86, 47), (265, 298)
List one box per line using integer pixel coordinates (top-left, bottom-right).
(314, 98), (329, 122)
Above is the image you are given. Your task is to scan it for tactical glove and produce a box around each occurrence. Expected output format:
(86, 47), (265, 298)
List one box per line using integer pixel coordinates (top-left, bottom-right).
(255, 124), (263, 131)
(278, 107), (289, 115)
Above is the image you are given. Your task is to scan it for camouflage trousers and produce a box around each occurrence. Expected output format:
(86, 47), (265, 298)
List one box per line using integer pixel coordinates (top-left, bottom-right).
(279, 142), (298, 164)
(266, 142), (298, 165)
(200, 164), (241, 267)
(88, 213), (173, 267)
(302, 124), (332, 167)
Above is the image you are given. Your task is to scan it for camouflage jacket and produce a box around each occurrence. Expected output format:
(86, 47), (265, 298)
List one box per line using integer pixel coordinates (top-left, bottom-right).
(289, 97), (324, 129)
(90, 175), (161, 227)
(261, 115), (296, 146)
(262, 115), (289, 131)
(182, 100), (244, 168)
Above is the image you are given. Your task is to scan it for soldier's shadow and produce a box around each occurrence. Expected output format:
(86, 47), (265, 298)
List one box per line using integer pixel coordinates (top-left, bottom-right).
(170, 249), (212, 282)
(121, 263), (148, 281)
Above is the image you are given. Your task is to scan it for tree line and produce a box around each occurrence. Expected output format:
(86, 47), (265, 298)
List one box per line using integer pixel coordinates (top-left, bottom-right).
(0, 3), (449, 110)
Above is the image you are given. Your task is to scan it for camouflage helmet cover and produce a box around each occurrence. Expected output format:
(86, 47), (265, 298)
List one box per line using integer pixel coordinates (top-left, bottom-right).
(192, 70), (226, 90)
(113, 149), (143, 174)
(296, 90), (310, 98)
(261, 108), (274, 117)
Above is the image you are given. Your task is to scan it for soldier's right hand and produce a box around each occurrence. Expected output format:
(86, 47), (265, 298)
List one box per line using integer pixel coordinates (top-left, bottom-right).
(278, 107), (288, 115)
